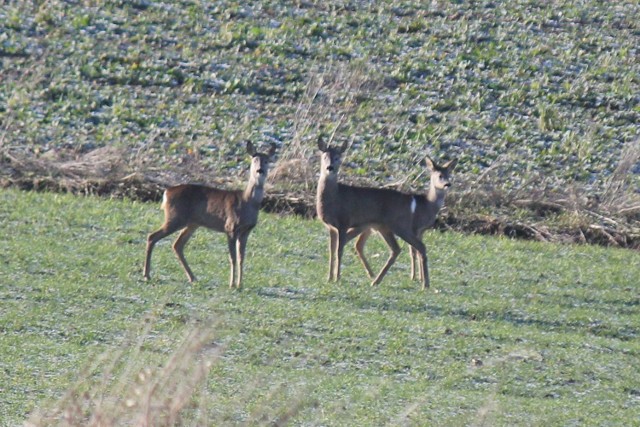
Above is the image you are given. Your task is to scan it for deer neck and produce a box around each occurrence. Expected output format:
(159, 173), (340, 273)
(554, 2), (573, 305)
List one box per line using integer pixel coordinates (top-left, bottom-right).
(316, 173), (339, 218)
(317, 172), (338, 196)
(243, 175), (264, 205)
(427, 184), (446, 212)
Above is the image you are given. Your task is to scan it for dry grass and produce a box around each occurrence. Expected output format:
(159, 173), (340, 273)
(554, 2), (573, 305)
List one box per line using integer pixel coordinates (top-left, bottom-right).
(25, 319), (221, 427)
(23, 317), (315, 426)
(271, 63), (372, 189)
(2, 145), (125, 183)
(603, 139), (640, 216)
(2, 138), (638, 248)
(440, 144), (640, 249)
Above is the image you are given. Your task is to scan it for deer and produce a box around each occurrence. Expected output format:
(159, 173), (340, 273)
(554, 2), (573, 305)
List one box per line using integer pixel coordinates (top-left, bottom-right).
(143, 141), (277, 288)
(316, 138), (456, 290)
(352, 156), (457, 286)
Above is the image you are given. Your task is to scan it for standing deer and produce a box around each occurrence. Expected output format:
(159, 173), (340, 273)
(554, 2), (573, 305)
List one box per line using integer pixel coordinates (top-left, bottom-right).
(352, 156), (457, 286)
(143, 141), (277, 288)
(316, 138), (456, 289)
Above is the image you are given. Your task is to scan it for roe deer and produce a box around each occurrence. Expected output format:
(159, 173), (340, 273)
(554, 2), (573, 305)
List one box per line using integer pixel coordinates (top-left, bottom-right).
(353, 156), (457, 287)
(143, 141), (277, 288)
(316, 138), (456, 289)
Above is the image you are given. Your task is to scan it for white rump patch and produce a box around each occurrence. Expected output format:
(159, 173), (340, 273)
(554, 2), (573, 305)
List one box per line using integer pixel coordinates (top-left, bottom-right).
(410, 196), (417, 214)
(161, 190), (167, 210)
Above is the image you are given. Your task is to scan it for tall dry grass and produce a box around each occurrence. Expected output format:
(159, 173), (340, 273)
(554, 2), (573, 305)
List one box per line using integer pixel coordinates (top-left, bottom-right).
(270, 62), (372, 190)
(25, 318), (221, 427)
(603, 138), (640, 217)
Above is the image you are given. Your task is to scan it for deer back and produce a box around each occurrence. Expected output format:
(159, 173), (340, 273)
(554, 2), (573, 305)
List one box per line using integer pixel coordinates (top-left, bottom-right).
(325, 184), (415, 231)
(164, 184), (240, 232)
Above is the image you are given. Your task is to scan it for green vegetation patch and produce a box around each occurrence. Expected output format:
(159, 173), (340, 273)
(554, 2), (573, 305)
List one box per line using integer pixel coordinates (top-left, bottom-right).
(1, 1), (638, 194)
(1, 189), (638, 425)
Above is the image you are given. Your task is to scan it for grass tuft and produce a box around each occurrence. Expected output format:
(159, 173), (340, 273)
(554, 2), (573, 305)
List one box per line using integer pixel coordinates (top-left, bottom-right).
(25, 318), (220, 427)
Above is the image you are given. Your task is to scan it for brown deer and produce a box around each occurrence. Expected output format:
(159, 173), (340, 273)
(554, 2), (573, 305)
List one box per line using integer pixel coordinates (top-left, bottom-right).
(352, 156), (457, 286)
(143, 141), (277, 288)
(316, 138), (456, 289)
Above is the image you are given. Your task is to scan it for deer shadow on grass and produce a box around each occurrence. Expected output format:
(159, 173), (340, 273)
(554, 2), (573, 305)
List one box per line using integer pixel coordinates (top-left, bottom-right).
(250, 282), (638, 344)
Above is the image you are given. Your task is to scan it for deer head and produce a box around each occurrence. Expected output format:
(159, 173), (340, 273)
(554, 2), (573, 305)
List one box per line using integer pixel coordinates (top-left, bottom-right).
(425, 156), (458, 191)
(247, 141), (277, 186)
(318, 137), (348, 179)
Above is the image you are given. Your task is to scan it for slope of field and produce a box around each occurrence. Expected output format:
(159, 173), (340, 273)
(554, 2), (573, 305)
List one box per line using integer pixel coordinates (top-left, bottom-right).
(1, 1), (639, 245)
(1, 188), (638, 425)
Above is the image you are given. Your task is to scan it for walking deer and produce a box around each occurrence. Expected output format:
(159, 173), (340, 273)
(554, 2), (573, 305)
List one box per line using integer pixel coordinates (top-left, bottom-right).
(353, 156), (457, 287)
(143, 141), (277, 288)
(316, 138), (456, 289)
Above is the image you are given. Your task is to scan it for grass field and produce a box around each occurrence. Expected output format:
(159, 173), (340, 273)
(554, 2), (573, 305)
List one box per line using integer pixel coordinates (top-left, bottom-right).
(1, 188), (638, 425)
(1, 2), (639, 423)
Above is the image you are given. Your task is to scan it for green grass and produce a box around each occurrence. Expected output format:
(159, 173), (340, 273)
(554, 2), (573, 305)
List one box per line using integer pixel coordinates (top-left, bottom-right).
(2, 2), (638, 422)
(1, 188), (639, 425)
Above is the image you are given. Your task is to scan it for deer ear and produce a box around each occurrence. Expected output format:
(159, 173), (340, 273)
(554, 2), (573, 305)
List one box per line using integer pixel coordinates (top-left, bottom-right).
(268, 142), (277, 158)
(246, 140), (256, 156)
(317, 136), (327, 152)
(339, 139), (349, 153)
(425, 156), (436, 171)
(443, 158), (458, 171)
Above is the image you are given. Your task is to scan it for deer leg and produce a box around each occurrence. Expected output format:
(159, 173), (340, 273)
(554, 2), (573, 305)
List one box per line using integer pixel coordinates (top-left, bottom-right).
(235, 229), (251, 289)
(418, 249), (425, 282)
(410, 246), (425, 282)
(396, 231), (429, 289)
(335, 228), (350, 282)
(418, 247), (429, 290)
(371, 228), (401, 286)
(144, 222), (181, 280)
(409, 246), (417, 281)
(227, 234), (238, 288)
(327, 227), (339, 282)
(413, 231), (427, 282)
(172, 224), (198, 283)
(352, 228), (375, 279)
